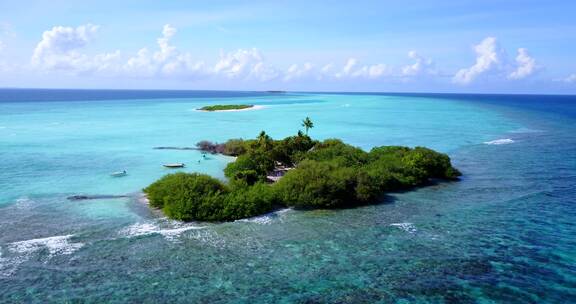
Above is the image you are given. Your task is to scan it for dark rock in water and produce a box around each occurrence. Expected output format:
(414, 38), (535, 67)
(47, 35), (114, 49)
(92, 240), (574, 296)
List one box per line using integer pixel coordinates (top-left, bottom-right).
(67, 194), (129, 201)
(153, 146), (198, 150)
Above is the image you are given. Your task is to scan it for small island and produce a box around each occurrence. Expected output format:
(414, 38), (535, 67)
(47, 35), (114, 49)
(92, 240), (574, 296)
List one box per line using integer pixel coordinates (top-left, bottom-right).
(144, 117), (461, 222)
(198, 104), (254, 111)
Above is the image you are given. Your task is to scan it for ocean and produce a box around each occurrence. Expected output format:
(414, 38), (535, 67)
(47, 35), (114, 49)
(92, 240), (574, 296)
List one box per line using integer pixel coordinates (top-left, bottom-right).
(0, 89), (574, 303)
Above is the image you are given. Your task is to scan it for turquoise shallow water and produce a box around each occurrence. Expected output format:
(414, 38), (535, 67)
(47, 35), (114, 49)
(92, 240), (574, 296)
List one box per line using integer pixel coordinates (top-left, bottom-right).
(0, 90), (574, 303)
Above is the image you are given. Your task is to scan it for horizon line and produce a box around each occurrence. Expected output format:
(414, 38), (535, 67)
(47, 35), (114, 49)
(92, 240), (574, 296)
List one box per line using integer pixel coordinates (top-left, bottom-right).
(0, 87), (575, 97)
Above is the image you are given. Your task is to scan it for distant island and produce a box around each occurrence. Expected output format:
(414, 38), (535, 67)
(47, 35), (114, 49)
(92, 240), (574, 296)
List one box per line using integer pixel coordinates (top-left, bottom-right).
(198, 104), (254, 111)
(144, 117), (461, 222)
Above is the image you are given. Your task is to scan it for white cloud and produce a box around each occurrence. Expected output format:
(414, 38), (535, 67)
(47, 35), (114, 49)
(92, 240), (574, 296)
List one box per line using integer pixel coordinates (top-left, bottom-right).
(453, 37), (502, 84)
(559, 74), (576, 83)
(353, 64), (388, 79)
(453, 37), (543, 84)
(283, 62), (314, 81)
(25, 24), (557, 89)
(31, 24), (100, 70)
(0, 40), (4, 52)
(334, 58), (389, 79)
(402, 51), (436, 77)
(342, 58), (357, 76)
(154, 24), (177, 62)
(249, 61), (280, 81)
(122, 24), (213, 78)
(124, 48), (155, 76)
(123, 24), (208, 79)
(213, 48), (261, 78)
(212, 48), (279, 81)
(508, 48), (537, 80)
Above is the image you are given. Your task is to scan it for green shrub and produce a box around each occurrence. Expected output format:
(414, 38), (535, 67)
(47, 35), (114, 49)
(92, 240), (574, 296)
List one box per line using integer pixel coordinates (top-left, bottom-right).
(224, 151), (274, 184)
(223, 138), (247, 156)
(271, 134), (317, 165)
(306, 139), (368, 167)
(403, 147), (462, 179)
(222, 183), (278, 220)
(144, 173), (229, 221)
(275, 160), (360, 208)
(145, 131), (462, 222)
(199, 104), (253, 111)
(144, 173), (277, 221)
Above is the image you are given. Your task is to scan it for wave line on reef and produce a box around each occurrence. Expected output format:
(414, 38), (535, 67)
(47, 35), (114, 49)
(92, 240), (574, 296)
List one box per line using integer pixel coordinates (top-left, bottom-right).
(119, 222), (207, 241)
(1, 234), (84, 277)
(484, 138), (515, 145)
(235, 208), (293, 225)
(390, 222), (417, 234)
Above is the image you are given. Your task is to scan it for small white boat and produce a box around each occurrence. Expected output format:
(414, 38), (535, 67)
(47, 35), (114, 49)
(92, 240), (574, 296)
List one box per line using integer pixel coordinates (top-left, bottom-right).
(163, 163), (185, 168)
(111, 170), (127, 177)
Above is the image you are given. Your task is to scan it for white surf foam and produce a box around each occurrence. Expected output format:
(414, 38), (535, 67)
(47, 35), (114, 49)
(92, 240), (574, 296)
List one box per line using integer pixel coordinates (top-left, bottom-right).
(120, 223), (158, 237)
(235, 208), (293, 225)
(158, 226), (206, 241)
(119, 222), (206, 240)
(484, 138), (515, 145)
(8, 235), (84, 256)
(390, 222), (417, 234)
(0, 249), (26, 277)
(237, 215), (274, 225)
(1, 235), (83, 277)
(14, 197), (34, 210)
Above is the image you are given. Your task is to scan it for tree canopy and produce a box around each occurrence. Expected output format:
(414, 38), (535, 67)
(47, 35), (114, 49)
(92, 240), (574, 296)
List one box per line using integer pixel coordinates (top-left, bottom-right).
(144, 118), (461, 221)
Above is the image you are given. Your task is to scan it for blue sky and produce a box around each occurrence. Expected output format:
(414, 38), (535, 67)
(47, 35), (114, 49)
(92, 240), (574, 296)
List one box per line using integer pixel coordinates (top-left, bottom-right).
(0, 0), (575, 93)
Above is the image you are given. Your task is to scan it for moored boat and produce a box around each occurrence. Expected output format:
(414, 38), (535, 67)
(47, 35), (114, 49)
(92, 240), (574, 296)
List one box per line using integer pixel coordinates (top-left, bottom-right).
(110, 170), (127, 177)
(163, 163), (185, 168)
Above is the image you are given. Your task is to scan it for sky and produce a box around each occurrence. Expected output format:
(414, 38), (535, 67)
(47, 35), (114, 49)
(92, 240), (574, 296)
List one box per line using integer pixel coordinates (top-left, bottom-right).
(0, 0), (575, 93)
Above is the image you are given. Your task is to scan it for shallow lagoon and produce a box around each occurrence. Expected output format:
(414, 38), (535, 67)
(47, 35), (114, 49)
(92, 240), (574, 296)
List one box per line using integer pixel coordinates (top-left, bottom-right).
(0, 90), (574, 302)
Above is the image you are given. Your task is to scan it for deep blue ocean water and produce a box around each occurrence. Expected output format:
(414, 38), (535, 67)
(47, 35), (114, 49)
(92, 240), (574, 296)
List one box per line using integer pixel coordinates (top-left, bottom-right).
(0, 89), (575, 303)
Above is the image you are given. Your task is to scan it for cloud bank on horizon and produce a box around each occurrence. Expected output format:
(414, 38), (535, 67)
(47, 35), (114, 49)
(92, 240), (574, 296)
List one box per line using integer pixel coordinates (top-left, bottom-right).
(14, 24), (549, 88)
(0, 1), (575, 93)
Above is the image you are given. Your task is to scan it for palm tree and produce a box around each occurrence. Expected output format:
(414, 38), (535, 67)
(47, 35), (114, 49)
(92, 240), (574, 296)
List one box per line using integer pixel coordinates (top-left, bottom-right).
(302, 117), (314, 135)
(257, 131), (272, 149)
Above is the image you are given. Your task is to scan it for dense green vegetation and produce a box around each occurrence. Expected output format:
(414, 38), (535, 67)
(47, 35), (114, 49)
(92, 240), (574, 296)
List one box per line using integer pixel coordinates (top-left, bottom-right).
(144, 119), (461, 221)
(198, 104), (253, 111)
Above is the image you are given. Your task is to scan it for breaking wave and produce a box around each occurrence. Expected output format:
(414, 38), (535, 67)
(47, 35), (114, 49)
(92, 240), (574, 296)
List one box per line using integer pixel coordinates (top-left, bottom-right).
(390, 222), (417, 234)
(484, 138), (515, 145)
(119, 222), (206, 241)
(235, 208), (293, 225)
(1, 235), (83, 277)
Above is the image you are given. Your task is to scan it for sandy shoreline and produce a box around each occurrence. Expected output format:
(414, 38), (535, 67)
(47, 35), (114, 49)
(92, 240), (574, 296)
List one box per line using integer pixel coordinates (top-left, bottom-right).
(196, 105), (265, 112)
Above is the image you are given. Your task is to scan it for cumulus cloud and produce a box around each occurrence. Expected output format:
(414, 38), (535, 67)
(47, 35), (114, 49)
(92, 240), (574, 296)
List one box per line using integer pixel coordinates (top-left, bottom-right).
(31, 24), (101, 70)
(27, 24), (555, 88)
(213, 48), (278, 81)
(156, 24), (177, 62)
(453, 37), (502, 84)
(122, 27), (277, 81)
(25, 24), (438, 85)
(334, 58), (389, 79)
(353, 63), (388, 79)
(123, 24), (207, 78)
(283, 62), (314, 81)
(508, 48), (537, 80)
(559, 74), (576, 83)
(402, 51), (436, 77)
(453, 37), (542, 84)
